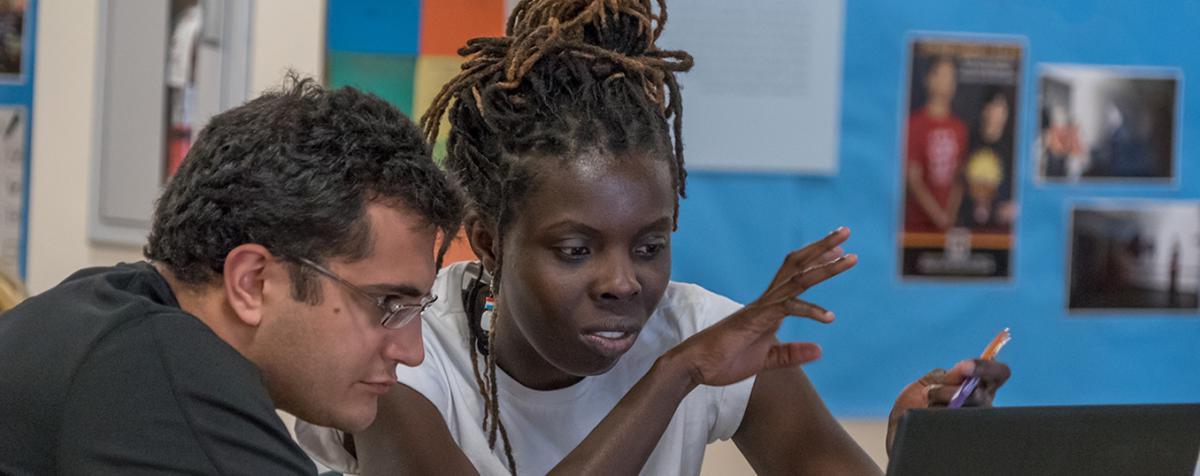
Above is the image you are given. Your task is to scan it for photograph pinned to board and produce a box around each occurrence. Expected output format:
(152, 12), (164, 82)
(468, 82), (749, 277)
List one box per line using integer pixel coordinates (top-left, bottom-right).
(1068, 201), (1200, 314)
(1036, 65), (1180, 184)
(164, 0), (203, 180)
(0, 0), (25, 80)
(0, 106), (25, 279)
(898, 34), (1023, 280)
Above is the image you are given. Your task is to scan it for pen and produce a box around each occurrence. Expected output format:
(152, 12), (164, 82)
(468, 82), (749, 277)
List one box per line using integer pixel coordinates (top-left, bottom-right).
(947, 328), (1011, 409)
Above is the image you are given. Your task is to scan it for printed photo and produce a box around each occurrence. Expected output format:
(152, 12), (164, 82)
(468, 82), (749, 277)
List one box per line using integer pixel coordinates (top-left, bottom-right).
(899, 36), (1023, 279)
(1037, 65), (1179, 183)
(165, 0), (203, 180)
(1069, 202), (1200, 313)
(0, 0), (25, 78)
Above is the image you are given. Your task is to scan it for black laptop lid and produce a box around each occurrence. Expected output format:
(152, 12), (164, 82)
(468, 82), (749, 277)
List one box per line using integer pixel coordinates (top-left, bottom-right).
(886, 404), (1200, 476)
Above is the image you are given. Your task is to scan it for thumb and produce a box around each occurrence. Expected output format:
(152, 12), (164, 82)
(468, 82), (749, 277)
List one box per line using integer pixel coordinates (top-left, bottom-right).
(763, 342), (822, 370)
(941, 359), (978, 386)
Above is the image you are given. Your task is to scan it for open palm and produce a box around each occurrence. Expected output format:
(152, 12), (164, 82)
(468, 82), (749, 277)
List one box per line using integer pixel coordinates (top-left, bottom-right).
(669, 227), (857, 387)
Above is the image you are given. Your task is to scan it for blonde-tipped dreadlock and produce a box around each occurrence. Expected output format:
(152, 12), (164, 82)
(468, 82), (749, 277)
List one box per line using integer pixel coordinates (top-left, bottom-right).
(0, 264), (24, 313)
(423, 1), (693, 473)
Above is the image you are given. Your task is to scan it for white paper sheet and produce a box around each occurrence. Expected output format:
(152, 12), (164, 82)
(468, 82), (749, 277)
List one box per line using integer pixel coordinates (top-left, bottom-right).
(658, 0), (845, 174)
(0, 107), (24, 277)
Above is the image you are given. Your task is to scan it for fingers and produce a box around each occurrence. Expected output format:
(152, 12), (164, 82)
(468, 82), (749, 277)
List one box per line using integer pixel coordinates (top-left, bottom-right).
(964, 360), (1011, 407)
(745, 256), (854, 332)
(926, 360), (1013, 408)
(735, 297), (834, 336)
(963, 385), (994, 407)
(771, 253), (858, 299)
(763, 342), (822, 370)
(974, 359), (1012, 387)
(940, 360), (976, 386)
(769, 227), (851, 287)
(918, 368), (948, 386)
(914, 368), (953, 406)
(943, 359), (1011, 385)
(782, 297), (835, 324)
(925, 383), (958, 407)
(891, 379), (933, 422)
(816, 246), (846, 264)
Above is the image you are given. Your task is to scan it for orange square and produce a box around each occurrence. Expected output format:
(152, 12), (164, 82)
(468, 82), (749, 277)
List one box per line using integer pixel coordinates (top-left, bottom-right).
(420, 0), (507, 56)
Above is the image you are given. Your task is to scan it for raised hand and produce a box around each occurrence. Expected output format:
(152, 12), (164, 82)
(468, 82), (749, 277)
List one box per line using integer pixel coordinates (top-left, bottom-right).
(663, 227), (857, 387)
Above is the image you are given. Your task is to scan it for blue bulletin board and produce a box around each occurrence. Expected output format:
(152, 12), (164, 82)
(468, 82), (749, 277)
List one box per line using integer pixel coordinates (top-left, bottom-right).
(672, 0), (1200, 416)
(0, 0), (36, 281)
(329, 0), (1200, 417)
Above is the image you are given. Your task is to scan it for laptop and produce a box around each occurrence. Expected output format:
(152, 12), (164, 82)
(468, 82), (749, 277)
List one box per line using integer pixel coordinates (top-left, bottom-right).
(886, 404), (1200, 476)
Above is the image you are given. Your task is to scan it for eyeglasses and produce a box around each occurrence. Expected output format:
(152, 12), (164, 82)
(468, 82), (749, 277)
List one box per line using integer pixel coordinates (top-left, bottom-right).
(296, 257), (437, 329)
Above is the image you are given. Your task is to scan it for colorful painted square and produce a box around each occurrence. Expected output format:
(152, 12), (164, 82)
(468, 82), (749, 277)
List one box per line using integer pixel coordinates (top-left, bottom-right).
(414, 55), (467, 152)
(327, 51), (417, 116)
(419, 0), (506, 55)
(327, 0), (421, 54)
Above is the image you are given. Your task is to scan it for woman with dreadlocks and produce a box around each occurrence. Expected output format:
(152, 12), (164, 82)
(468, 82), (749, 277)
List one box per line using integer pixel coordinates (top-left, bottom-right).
(298, 0), (1010, 474)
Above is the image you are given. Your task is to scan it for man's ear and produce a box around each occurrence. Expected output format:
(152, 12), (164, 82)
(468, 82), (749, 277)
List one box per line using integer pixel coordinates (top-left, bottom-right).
(223, 244), (275, 327)
(465, 212), (499, 276)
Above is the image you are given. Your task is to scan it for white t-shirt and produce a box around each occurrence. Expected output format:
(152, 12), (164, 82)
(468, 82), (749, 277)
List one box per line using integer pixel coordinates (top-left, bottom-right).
(297, 262), (755, 475)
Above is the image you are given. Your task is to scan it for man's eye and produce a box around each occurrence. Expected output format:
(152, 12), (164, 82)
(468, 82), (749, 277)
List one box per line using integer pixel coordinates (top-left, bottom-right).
(381, 295), (407, 311)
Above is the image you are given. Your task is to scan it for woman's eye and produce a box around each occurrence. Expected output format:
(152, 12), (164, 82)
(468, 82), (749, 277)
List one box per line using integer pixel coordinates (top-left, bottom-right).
(555, 246), (591, 259)
(634, 242), (666, 257)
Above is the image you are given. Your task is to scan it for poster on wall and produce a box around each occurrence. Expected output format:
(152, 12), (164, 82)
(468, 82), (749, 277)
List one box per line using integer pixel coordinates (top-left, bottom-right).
(658, 0), (845, 174)
(0, 106), (24, 278)
(898, 35), (1023, 280)
(1036, 65), (1179, 183)
(1068, 202), (1200, 313)
(164, 0), (202, 180)
(0, 0), (24, 80)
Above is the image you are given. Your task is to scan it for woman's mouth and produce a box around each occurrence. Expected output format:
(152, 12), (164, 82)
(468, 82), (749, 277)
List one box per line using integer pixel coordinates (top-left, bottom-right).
(580, 330), (639, 358)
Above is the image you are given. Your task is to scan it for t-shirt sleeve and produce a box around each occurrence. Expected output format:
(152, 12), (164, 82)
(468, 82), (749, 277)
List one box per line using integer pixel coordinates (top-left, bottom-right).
(670, 284), (757, 443)
(698, 291), (757, 442)
(56, 314), (315, 475)
(293, 420), (357, 474)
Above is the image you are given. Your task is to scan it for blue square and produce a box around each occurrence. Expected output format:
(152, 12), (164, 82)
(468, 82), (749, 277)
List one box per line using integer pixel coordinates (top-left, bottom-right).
(327, 0), (421, 54)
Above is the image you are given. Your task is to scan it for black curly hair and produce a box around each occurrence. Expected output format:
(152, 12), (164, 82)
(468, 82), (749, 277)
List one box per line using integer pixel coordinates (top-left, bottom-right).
(144, 74), (463, 304)
(420, 1), (693, 472)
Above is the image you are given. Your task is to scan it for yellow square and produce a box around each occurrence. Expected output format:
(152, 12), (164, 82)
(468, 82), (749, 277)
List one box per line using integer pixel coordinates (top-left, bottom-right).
(415, 55), (468, 160)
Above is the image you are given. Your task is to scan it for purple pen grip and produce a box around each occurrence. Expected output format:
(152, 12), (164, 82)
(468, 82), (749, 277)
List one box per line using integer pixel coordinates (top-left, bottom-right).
(947, 376), (980, 409)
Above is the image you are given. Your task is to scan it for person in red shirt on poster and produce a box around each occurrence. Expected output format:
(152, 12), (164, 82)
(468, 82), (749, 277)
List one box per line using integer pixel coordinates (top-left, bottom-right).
(905, 55), (967, 232)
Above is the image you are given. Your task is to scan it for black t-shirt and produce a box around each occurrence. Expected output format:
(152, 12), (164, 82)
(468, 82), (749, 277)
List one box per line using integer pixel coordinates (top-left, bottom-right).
(0, 262), (315, 475)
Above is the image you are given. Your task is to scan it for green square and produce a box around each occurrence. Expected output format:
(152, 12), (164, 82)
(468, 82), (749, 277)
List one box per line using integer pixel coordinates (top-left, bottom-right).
(327, 51), (417, 117)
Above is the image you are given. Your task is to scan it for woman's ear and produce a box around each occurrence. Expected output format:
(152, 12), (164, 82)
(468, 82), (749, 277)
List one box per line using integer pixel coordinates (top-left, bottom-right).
(222, 244), (274, 327)
(465, 212), (499, 275)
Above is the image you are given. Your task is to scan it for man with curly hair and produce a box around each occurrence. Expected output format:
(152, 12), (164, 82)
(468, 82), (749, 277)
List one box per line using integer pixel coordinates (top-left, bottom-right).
(0, 76), (462, 473)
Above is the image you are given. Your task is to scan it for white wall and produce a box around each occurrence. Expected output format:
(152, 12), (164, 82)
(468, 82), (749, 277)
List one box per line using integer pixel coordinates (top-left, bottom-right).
(27, 0), (889, 471)
(248, 0), (324, 97)
(27, 0), (137, 294)
(27, 0), (323, 294)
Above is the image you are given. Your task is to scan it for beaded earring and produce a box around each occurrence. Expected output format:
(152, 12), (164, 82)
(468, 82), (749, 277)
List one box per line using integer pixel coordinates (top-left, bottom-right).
(481, 295), (496, 332)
